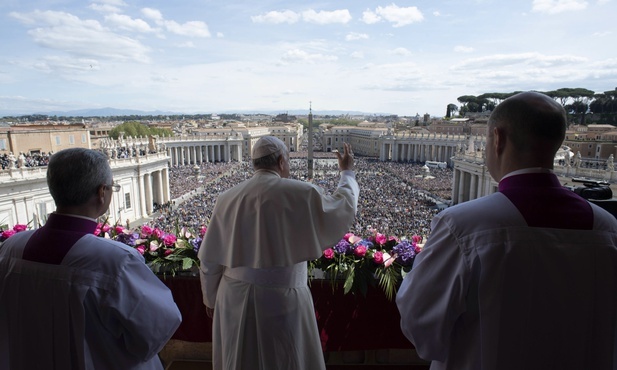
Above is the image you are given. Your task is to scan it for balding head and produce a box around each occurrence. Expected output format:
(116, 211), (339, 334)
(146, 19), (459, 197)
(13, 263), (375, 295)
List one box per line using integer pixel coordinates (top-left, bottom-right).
(485, 91), (567, 181)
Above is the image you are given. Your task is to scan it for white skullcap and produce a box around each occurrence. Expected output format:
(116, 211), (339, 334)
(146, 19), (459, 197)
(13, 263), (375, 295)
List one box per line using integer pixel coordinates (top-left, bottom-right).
(252, 136), (287, 159)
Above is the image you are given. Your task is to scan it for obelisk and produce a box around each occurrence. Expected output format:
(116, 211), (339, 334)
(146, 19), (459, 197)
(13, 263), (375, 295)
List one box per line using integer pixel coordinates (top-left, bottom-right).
(308, 102), (314, 179)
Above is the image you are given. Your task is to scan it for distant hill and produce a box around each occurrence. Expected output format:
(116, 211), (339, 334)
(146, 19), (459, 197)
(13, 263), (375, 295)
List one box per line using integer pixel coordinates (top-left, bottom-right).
(1, 107), (393, 118)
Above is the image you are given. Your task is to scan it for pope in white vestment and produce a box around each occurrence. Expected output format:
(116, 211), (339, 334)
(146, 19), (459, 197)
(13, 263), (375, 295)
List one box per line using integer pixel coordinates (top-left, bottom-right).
(199, 137), (359, 370)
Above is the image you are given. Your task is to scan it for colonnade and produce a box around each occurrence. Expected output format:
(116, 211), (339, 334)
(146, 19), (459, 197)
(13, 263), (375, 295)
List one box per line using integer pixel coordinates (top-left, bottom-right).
(381, 141), (459, 166)
(450, 157), (497, 205)
(378, 133), (475, 167)
(161, 138), (243, 166)
(133, 166), (169, 217)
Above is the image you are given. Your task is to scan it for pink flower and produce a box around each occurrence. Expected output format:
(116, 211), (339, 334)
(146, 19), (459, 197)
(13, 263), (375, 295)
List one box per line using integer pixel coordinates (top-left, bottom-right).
(153, 228), (164, 238)
(101, 224), (110, 233)
(199, 226), (207, 237)
(164, 249), (173, 256)
(163, 234), (177, 246)
(136, 245), (145, 255)
(93, 228), (101, 236)
(414, 244), (423, 254)
(354, 245), (367, 257)
(323, 248), (334, 259)
(388, 236), (399, 243)
(114, 226), (125, 234)
(13, 224), (27, 232)
(141, 225), (153, 237)
(373, 251), (384, 264)
(375, 233), (387, 245)
(344, 233), (354, 241)
(412, 235), (422, 244)
(1, 230), (16, 240)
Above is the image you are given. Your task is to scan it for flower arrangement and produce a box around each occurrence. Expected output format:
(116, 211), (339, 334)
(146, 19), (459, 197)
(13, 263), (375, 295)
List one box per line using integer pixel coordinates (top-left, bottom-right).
(309, 230), (423, 301)
(0, 223), (28, 242)
(1, 220), (424, 299)
(94, 220), (205, 275)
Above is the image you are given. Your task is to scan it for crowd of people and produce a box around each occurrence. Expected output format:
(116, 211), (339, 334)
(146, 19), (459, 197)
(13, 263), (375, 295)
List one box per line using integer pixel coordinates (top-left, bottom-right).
(0, 152), (51, 169)
(148, 156), (454, 241)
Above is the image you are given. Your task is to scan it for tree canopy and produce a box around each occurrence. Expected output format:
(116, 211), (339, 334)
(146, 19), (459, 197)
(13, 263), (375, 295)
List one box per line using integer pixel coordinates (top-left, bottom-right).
(449, 87), (617, 125)
(108, 121), (173, 139)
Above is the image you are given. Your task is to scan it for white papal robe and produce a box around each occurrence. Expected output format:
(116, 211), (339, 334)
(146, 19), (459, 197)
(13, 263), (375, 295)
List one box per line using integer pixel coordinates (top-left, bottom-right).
(0, 213), (182, 370)
(199, 169), (359, 370)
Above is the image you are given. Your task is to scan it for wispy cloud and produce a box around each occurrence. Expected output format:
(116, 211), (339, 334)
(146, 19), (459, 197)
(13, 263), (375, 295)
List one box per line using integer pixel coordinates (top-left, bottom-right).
(454, 45), (475, 53)
(142, 8), (210, 37)
(532, 0), (588, 14)
(9, 10), (151, 62)
(361, 4), (424, 27)
(281, 49), (338, 64)
(346, 32), (369, 41)
(251, 10), (300, 24)
(252, 9), (351, 25)
(104, 13), (155, 33)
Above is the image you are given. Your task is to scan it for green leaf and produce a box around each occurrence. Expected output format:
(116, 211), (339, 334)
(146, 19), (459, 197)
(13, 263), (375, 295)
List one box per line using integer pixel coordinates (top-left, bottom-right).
(343, 263), (355, 294)
(182, 257), (194, 270)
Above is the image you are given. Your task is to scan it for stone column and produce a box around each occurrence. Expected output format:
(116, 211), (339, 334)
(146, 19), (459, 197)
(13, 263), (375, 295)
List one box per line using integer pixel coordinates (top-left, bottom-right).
(144, 173), (153, 215)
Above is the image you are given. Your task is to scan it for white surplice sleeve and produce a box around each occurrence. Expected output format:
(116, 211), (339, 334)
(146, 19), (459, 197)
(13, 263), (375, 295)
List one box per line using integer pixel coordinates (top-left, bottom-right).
(395, 211), (471, 362)
(101, 252), (182, 362)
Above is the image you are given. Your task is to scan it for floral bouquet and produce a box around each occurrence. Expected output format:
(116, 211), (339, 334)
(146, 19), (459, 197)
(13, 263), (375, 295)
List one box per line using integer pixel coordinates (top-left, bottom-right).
(309, 230), (423, 301)
(0, 223), (28, 243)
(95, 220), (206, 276)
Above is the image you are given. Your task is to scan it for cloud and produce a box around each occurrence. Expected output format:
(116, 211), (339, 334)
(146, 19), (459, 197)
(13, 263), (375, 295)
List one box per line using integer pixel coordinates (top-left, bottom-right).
(141, 8), (210, 37)
(390, 47), (412, 56)
(251, 10), (300, 24)
(346, 32), (369, 41)
(104, 14), (155, 33)
(216, 32), (224, 38)
(141, 7), (163, 22)
(454, 45), (475, 53)
(433, 11), (441, 16)
(361, 9), (381, 24)
(451, 52), (588, 70)
(251, 9), (352, 25)
(89, 0), (127, 13)
(592, 31), (612, 37)
(531, 0), (588, 14)
(362, 4), (424, 27)
(281, 49), (338, 64)
(32, 56), (97, 72)
(301, 9), (352, 24)
(9, 10), (151, 62)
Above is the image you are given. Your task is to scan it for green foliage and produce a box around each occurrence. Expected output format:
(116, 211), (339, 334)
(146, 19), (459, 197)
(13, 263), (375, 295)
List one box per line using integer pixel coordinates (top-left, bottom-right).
(108, 121), (172, 139)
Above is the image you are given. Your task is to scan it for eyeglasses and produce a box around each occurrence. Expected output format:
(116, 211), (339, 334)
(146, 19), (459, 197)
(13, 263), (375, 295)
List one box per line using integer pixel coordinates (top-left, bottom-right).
(105, 182), (121, 192)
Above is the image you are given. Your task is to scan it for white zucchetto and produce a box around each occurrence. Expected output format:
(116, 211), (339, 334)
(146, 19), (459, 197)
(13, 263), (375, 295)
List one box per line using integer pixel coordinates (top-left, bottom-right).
(252, 136), (287, 159)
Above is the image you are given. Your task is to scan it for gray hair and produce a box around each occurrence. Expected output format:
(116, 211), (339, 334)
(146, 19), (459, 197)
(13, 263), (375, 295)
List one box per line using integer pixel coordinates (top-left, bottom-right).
(47, 148), (112, 207)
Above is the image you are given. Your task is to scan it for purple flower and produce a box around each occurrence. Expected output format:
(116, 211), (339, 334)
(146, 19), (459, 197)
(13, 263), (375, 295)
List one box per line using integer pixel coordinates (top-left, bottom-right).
(115, 231), (139, 246)
(333, 239), (352, 254)
(191, 237), (202, 253)
(392, 240), (417, 265)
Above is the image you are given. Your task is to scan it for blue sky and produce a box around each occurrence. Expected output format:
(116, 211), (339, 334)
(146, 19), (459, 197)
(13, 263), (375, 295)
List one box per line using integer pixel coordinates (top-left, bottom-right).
(0, 0), (615, 117)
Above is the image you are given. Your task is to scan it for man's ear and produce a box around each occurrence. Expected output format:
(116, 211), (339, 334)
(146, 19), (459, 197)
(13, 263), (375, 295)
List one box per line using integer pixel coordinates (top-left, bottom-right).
(494, 126), (507, 156)
(277, 154), (285, 170)
(97, 185), (106, 203)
